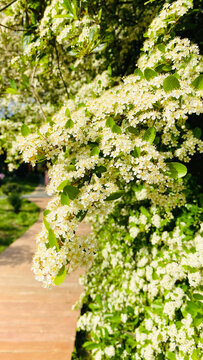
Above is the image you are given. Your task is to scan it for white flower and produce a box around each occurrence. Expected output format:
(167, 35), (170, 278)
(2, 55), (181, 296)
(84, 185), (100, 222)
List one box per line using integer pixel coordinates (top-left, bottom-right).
(121, 313), (128, 323)
(188, 272), (201, 287)
(104, 345), (115, 357)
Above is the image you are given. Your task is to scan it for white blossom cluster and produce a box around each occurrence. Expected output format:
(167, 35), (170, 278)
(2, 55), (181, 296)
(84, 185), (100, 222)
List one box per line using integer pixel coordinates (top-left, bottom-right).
(21, 0), (102, 59)
(17, 0), (203, 287)
(77, 210), (203, 359)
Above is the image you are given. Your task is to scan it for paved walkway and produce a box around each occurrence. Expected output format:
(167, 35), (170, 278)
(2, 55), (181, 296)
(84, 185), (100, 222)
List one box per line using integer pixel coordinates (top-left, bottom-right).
(0, 188), (91, 360)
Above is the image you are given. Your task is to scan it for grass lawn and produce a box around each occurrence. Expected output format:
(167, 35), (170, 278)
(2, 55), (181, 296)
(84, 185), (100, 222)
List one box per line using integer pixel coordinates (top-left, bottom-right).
(0, 198), (40, 253)
(0, 175), (39, 196)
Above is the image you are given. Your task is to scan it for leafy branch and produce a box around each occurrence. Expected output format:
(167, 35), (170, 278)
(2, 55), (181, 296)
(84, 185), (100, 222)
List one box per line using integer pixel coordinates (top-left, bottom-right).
(0, 0), (18, 12)
(54, 40), (69, 98)
(30, 64), (47, 122)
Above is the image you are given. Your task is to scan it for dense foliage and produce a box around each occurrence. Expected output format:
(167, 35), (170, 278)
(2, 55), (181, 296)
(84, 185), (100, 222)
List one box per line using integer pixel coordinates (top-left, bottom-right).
(0, 0), (202, 359)
(74, 178), (203, 359)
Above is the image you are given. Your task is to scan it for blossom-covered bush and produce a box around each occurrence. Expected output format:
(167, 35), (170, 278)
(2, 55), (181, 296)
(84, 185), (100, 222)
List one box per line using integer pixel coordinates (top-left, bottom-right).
(0, 0), (202, 359)
(74, 180), (203, 359)
(17, 0), (203, 289)
(0, 0), (159, 168)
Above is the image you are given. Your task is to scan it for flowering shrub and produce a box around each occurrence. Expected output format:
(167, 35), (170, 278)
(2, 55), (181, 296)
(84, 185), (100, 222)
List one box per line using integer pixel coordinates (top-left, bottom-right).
(0, 0), (202, 358)
(17, 0), (203, 289)
(74, 180), (203, 359)
(0, 0), (158, 168)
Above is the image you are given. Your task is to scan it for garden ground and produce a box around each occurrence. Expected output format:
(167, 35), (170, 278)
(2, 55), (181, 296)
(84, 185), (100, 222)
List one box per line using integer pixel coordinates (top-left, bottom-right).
(0, 189), (91, 360)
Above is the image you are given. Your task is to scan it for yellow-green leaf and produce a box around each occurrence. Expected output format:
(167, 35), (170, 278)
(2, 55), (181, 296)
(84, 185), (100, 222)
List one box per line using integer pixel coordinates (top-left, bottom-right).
(112, 124), (122, 134)
(61, 193), (70, 206)
(21, 124), (30, 137)
(106, 117), (115, 128)
(65, 119), (74, 129)
(143, 127), (156, 144)
(54, 265), (66, 285)
(191, 74), (203, 91)
(63, 185), (80, 200)
(104, 190), (125, 201)
(48, 228), (59, 251)
(163, 75), (180, 92)
(90, 146), (100, 156)
(166, 162), (187, 179)
(43, 217), (50, 231)
(144, 68), (157, 81)
(57, 180), (70, 191)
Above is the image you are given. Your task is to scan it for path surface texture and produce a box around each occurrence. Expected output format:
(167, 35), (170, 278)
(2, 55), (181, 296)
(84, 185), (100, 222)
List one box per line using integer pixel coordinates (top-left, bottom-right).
(0, 186), (90, 360)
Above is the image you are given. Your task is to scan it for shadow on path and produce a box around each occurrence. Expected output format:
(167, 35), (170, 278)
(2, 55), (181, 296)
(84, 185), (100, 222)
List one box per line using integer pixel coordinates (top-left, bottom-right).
(0, 244), (33, 267)
(0, 195), (89, 360)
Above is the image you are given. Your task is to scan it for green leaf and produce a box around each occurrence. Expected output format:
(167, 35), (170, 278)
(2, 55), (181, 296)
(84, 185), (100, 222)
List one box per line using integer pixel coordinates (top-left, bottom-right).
(48, 228), (59, 251)
(6, 87), (17, 94)
(134, 69), (144, 78)
(63, 0), (74, 14)
(157, 44), (165, 53)
(144, 68), (157, 81)
(144, 0), (156, 4)
(104, 190), (125, 201)
(21, 124), (30, 137)
(107, 65), (112, 76)
(142, 127), (156, 144)
(193, 315), (203, 327)
(54, 265), (66, 285)
(166, 162), (187, 179)
(163, 75), (180, 92)
(10, 79), (17, 90)
(63, 185), (80, 200)
(43, 209), (50, 217)
(191, 75), (203, 91)
(98, 9), (102, 20)
(140, 206), (150, 218)
(90, 146), (100, 156)
(65, 108), (71, 117)
(65, 119), (74, 129)
(43, 217), (50, 231)
(76, 210), (88, 222)
(127, 126), (138, 134)
(94, 165), (107, 174)
(89, 25), (97, 42)
(112, 124), (122, 134)
(106, 117), (115, 128)
(162, 64), (172, 72)
(131, 146), (141, 158)
(61, 193), (70, 206)
(166, 352), (176, 360)
(66, 165), (76, 171)
(22, 74), (29, 86)
(193, 127), (201, 139)
(193, 293), (203, 300)
(92, 43), (107, 53)
(155, 63), (172, 73)
(191, 349), (200, 360)
(57, 180), (70, 191)
(83, 342), (100, 350)
(185, 301), (199, 316)
(72, 0), (78, 18)
(22, 34), (31, 50)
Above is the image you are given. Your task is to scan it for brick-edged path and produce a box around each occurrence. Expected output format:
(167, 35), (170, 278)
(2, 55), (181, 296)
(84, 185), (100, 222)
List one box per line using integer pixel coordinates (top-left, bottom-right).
(0, 195), (90, 360)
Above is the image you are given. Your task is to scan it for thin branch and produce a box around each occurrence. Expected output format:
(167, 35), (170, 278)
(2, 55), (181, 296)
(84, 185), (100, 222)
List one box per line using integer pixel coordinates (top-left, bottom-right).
(79, 0), (82, 17)
(118, 1), (134, 3)
(0, 0), (18, 12)
(54, 40), (69, 98)
(30, 64), (47, 122)
(0, 23), (26, 31)
(122, 331), (135, 338)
